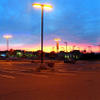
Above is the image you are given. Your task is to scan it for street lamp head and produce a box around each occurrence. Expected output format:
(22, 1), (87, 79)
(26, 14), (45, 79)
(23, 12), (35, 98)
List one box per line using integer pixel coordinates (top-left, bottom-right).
(43, 4), (53, 10)
(32, 3), (52, 10)
(54, 38), (61, 42)
(32, 3), (42, 8)
(3, 35), (13, 39)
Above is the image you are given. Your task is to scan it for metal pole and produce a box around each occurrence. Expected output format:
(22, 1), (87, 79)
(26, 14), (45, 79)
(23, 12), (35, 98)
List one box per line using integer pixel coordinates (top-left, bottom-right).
(64, 42), (67, 53)
(65, 42), (67, 53)
(88, 46), (92, 53)
(98, 45), (100, 53)
(7, 39), (9, 51)
(56, 41), (59, 53)
(41, 6), (44, 63)
(66, 43), (67, 52)
(73, 45), (76, 51)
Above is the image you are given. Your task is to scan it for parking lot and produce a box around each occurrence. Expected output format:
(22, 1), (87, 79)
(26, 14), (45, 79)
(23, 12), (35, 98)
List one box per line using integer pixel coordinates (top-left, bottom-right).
(0, 60), (100, 100)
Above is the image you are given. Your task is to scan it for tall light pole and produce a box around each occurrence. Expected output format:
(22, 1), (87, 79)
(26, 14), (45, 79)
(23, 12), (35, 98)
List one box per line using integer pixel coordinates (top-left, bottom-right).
(77, 47), (80, 51)
(32, 3), (52, 63)
(61, 47), (64, 51)
(54, 38), (61, 53)
(52, 47), (55, 51)
(73, 45), (76, 51)
(64, 42), (67, 53)
(3, 35), (12, 51)
(88, 46), (92, 53)
(97, 45), (100, 53)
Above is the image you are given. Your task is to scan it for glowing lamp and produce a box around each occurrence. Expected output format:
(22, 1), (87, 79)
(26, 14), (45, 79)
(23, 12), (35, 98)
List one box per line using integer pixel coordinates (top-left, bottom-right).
(32, 3), (52, 10)
(54, 38), (61, 42)
(3, 35), (12, 39)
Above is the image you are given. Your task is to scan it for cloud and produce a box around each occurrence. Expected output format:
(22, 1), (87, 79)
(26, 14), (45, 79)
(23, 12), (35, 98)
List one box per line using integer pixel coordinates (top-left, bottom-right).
(0, 0), (100, 50)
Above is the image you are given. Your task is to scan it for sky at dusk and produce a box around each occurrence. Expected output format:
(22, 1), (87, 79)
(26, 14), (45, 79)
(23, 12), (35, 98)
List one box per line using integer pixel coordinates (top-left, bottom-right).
(0, 0), (100, 52)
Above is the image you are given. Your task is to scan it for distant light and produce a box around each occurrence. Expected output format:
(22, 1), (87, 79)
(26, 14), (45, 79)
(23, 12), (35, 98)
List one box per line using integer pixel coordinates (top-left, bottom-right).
(54, 38), (61, 42)
(1, 54), (6, 57)
(32, 3), (53, 10)
(3, 35), (13, 39)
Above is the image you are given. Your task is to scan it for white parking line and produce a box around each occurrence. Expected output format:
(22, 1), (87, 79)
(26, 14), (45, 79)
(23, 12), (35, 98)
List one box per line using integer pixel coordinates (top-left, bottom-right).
(0, 75), (15, 79)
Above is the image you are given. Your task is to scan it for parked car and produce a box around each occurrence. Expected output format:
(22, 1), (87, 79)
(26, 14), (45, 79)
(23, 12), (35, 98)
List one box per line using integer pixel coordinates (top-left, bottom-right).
(64, 53), (77, 64)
